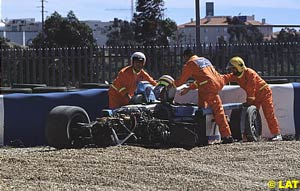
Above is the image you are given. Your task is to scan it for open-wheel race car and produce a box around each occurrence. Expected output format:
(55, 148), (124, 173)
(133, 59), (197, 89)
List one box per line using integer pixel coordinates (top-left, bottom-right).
(45, 76), (263, 149)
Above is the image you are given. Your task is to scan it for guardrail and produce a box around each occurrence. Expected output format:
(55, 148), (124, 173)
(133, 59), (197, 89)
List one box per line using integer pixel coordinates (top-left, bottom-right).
(1, 43), (300, 87)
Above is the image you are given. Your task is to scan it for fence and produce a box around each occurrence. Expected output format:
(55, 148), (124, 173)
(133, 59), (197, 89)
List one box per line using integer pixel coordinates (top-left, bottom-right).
(1, 43), (300, 87)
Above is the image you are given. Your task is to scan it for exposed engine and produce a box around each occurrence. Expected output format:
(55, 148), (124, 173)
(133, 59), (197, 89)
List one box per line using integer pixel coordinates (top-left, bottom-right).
(91, 105), (173, 147)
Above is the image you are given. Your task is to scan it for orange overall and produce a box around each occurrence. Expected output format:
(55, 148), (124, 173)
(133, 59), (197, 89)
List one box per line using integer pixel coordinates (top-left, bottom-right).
(108, 65), (157, 109)
(223, 68), (280, 135)
(175, 55), (231, 138)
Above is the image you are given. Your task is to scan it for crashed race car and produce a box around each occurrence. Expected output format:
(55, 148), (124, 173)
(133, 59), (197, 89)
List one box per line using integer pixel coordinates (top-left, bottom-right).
(45, 75), (262, 149)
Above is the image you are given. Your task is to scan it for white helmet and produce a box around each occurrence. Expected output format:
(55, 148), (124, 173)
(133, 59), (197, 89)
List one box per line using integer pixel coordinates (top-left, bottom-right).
(158, 75), (175, 86)
(154, 75), (176, 103)
(131, 52), (146, 64)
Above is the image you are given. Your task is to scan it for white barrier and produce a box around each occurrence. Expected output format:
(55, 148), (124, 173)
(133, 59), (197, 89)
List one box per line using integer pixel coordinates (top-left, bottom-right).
(174, 83), (295, 138)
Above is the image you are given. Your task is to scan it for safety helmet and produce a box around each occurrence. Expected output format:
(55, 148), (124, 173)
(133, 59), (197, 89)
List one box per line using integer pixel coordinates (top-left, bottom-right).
(228, 56), (247, 72)
(158, 75), (175, 87)
(154, 75), (176, 103)
(131, 52), (146, 64)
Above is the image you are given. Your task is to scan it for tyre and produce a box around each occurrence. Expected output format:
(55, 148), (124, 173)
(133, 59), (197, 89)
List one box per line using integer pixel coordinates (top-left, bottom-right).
(79, 83), (110, 89)
(33, 86), (67, 93)
(265, 79), (288, 84)
(0, 87), (32, 94)
(230, 106), (262, 142)
(12, 83), (47, 89)
(45, 106), (91, 149)
(229, 108), (243, 140)
(243, 106), (262, 142)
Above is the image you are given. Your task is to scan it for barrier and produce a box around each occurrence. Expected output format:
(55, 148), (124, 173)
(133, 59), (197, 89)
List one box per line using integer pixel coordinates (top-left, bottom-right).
(0, 89), (108, 146)
(175, 83), (300, 138)
(0, 95), (4, 146)
(0, 83), (299, 146)
(293, 83), (300, 138)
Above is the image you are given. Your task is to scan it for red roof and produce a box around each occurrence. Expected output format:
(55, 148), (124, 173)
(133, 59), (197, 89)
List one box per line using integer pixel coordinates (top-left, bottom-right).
(178, 16), (268, 28)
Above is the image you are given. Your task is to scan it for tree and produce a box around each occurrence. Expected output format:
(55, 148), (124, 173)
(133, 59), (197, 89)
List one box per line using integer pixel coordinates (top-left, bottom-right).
(133, 0), (177, 46)
(31, 11), (97, 48)
(227, 16), (263, 43)
(106, 0), (177, 46)
(275, 28), (300, 43)
(0, 37), (12, 49)
(106, 18), (136, 46)
(217, 36), (227, 45)
(0, 37), (24, 49)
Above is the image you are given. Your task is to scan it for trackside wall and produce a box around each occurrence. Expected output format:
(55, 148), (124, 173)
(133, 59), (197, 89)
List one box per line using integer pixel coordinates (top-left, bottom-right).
(0, 83), (299, 146)
(174, 83), (299, 138)
(0, 89), (108, 146)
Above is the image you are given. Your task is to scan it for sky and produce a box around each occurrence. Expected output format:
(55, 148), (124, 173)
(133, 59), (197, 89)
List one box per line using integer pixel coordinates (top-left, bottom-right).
(1, 0), (300, 29)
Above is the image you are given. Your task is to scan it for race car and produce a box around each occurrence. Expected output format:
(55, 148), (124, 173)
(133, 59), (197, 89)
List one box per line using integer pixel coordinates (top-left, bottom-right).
(45, 75), (262, 149)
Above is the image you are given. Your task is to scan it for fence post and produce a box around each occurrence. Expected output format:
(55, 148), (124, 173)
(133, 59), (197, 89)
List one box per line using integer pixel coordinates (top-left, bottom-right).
(101, 46), (106, 83)
(19, 49), (24, 84)
(38, 48), (43, 83)
(64, 48), (69, 86)
(44, 48), (49, 85)
(95, 46), (100, 83)
(89, 47), (94, 83)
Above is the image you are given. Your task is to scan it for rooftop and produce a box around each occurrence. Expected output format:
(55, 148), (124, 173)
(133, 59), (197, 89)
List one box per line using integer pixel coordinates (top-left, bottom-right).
(178, 16), (269, 28)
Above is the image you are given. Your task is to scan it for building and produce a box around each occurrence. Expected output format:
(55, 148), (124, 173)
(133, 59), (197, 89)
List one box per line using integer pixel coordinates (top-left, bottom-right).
(81, 20), (111, 47)
(174, 2), (273, 45)
(0, 18), (40, 46)
(4, 18), (40, 31)
(0, 18), (111, 47)
(176, 15), (273, 44)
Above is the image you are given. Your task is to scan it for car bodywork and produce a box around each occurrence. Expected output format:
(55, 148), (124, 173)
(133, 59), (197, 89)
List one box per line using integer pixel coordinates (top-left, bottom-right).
(45, 81), (262, 149)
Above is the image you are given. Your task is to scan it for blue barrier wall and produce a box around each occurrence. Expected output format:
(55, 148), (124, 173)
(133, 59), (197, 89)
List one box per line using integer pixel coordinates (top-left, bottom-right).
(293, 83), (300, 138)
(1, 89), (108, 146)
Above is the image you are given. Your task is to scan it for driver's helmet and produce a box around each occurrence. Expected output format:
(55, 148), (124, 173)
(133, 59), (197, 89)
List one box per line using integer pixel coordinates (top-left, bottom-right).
(154, 75), (176, 103)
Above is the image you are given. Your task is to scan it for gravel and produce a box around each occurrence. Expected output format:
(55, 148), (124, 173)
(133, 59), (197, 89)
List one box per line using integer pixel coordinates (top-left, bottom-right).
(0, 141), (299, 191)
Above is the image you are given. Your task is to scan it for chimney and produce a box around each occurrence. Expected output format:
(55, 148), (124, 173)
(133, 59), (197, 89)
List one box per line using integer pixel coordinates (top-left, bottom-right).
(206, 2), (214, 17)
(190, 18), (194, 23)
(262, 18), (266, 24)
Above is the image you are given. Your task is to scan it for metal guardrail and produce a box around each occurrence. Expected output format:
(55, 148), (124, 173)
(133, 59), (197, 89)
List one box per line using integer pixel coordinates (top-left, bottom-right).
(1, 43), (300, 87)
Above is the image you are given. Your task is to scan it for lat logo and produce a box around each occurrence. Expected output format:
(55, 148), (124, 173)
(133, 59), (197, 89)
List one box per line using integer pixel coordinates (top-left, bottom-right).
(268, 180), (300, 189)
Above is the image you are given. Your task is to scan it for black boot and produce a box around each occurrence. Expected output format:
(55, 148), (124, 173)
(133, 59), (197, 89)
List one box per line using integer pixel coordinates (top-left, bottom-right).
(222, 136), (234, 144)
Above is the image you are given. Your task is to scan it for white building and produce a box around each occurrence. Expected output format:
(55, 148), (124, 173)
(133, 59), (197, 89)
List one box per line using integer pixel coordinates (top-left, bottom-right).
(0, 18), (112, 47)
(0, 18), (40, 46)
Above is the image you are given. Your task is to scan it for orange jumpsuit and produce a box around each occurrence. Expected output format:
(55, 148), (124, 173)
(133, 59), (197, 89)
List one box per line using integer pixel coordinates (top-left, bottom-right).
(108, 65), (157, 109)
(223, 68), (280, 135)
(175, 55), (231, 138)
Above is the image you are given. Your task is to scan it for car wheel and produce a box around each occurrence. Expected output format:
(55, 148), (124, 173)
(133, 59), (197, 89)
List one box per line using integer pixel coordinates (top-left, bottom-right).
(243, 105), (262, 142)
(230, 106), (262, 142)
(229, 108), (243, 141)
(45, 106), (91, 149)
